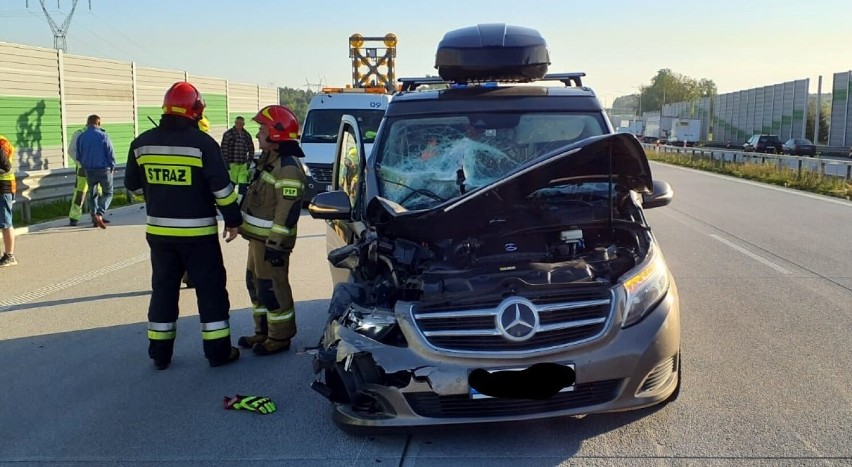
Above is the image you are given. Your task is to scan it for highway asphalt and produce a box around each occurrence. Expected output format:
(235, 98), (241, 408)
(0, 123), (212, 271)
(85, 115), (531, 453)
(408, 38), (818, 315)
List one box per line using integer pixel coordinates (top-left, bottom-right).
(1, 162), (850, 466)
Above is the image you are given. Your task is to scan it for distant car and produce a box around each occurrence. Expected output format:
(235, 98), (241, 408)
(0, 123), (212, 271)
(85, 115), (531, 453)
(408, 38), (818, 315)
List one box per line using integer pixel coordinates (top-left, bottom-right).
(665, 137), (694, 147)
(743, 134), (783, 154)
(782, 138), (816, 157)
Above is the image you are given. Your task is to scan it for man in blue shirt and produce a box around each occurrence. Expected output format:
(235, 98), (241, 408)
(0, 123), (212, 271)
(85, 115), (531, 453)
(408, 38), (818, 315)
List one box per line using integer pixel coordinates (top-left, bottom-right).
(76, 114), (116, 229)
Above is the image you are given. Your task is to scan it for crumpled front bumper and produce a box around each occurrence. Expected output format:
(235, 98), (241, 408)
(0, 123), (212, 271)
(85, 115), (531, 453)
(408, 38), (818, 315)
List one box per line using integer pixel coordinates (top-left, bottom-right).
(316, 284), (680, 430)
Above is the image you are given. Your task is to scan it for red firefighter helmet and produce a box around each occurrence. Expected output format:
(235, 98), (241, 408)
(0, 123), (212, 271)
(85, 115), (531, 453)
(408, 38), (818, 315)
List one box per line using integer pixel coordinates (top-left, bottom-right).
(253, 105), (299, 142)
(162, 82), (205, 121)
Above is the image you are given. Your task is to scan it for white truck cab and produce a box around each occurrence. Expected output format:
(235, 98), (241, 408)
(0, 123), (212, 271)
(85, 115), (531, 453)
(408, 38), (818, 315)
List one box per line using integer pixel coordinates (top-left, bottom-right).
(300, 88), (391, 200)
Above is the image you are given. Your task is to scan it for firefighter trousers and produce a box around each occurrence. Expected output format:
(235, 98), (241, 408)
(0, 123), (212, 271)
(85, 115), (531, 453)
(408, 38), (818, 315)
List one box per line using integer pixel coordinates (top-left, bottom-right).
(245, 238), (296, 342)
(146, 237), (234, 363)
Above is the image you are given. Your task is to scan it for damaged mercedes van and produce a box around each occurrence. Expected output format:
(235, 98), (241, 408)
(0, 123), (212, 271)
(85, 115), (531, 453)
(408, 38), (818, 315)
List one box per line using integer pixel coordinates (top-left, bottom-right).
(307, 23), (680, 432)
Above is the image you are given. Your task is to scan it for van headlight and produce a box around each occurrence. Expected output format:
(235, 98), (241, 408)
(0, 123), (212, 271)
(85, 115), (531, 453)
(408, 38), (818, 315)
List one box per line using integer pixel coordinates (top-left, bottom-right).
(621, 250), (670, 328)
(346, 304), (397, 340)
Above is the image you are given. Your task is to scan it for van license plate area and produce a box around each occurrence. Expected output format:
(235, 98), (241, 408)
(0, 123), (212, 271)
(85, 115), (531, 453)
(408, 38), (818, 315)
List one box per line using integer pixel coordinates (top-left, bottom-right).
(468, 363), (576, 399)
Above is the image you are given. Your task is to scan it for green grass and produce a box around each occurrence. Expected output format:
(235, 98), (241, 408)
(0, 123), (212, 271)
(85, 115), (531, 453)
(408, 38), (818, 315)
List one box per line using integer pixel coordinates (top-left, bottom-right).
(12, 191), (145, 227)
(647, 150), (852, 200)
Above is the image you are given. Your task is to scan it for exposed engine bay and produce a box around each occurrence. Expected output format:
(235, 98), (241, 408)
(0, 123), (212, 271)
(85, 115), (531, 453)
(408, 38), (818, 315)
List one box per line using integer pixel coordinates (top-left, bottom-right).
(311, 184), (653, 410)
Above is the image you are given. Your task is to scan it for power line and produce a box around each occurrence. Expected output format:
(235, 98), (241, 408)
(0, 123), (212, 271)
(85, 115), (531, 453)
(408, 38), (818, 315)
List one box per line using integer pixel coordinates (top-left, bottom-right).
(86, 10), (180, 69)
(70, 16), (133, 59)
(35, 0), (81, 52)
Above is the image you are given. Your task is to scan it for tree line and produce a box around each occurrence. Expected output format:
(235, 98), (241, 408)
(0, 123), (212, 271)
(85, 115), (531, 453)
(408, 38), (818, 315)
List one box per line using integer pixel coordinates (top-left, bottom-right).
(278, 87), (315, 126)
(613, 69), (830, 144)
(280, 73), (830, 144)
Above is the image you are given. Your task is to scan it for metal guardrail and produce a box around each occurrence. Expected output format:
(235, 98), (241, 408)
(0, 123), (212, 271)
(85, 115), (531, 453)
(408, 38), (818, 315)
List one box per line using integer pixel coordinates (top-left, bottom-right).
(13, 165), (134, 223)
(643, 144), (852, 181)
(11, 144), (849, 224)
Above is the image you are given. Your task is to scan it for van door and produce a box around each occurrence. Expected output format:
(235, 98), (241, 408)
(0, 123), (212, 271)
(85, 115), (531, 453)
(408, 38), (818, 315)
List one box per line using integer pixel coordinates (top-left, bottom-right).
(326, 115), (366, 285)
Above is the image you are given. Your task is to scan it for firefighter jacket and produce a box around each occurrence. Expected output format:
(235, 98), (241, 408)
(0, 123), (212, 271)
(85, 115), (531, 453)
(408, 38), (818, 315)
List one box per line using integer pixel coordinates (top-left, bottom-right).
(239, 141), (306, 251)
(125, 115), (242, 242)
(0, 136), (16, 195)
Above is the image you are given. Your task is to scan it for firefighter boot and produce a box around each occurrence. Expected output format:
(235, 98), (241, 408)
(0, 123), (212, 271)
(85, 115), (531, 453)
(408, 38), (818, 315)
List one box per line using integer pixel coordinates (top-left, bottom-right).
(237, 308), (268, 349)
(238, 334), (267, 349)
(149, 340), (174, 370)
(209, 346), (241, 368)
(252, 338), (291, 355)
(252, 310), (295, 356)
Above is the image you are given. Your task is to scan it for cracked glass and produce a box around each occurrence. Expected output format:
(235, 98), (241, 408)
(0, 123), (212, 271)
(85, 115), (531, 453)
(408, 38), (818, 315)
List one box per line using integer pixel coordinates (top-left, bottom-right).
(375, 113), (605, 210)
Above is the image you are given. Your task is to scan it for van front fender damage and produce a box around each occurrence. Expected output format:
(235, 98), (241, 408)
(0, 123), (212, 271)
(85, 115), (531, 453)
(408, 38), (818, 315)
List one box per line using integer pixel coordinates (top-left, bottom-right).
(312, 321), (455, 416)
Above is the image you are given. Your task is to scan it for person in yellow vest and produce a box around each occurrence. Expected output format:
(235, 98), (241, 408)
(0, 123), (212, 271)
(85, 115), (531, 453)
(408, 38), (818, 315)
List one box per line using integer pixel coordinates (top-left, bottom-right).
(237, 105), (306, 355)
(66, 125), (87, 226)
(0, 135), (17, 267)
(198, 115), (210, 133)
(180, 114), (211, 289)
(221, 116), (255, 200)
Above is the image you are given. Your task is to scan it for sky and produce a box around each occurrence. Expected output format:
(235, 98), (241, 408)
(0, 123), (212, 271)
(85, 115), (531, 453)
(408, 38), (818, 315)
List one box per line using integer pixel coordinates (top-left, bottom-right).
(1, 0), (850, 106)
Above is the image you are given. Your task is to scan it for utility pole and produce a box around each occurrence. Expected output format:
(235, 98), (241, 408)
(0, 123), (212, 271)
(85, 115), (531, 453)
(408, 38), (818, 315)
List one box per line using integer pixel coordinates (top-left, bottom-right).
(30, 0), (88, 53)
(304, 77), (325, 93)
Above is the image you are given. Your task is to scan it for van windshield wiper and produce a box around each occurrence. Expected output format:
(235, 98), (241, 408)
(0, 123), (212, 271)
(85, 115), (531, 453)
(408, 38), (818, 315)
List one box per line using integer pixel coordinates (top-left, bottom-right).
(382, 178), (446, 205)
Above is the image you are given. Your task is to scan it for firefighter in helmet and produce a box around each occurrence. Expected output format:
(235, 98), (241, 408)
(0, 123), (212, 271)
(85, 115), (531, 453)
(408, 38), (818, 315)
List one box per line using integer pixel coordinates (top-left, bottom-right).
(125, 81), (243, 370)
(238, 105), (306, 355)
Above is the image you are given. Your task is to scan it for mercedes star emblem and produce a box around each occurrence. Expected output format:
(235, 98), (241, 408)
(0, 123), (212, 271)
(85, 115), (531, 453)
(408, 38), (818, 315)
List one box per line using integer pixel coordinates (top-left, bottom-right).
(496, 298), (539, 341)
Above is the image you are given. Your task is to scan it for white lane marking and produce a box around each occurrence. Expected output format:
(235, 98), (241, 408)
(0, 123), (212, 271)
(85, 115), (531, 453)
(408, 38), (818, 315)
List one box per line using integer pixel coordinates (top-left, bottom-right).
(650, 162), (852, 208)
(709, 234), (791, 274)
(0, 253), (150, 312)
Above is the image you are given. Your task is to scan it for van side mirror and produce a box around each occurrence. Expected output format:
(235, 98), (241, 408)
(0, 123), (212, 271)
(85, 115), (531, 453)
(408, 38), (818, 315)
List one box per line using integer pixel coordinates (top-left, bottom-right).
(308, 191), (353, 220)
(642, 180), (673, 209)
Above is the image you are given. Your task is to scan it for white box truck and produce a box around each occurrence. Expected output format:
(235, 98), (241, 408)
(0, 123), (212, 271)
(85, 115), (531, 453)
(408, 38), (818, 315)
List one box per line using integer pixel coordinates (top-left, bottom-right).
(667, 118), (701, 146)
(616, 119), (645, 136)
(642, 115), (674, 143)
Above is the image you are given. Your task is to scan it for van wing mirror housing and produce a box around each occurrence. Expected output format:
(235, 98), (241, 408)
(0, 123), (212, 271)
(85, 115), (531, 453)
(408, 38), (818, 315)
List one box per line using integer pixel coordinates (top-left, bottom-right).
(642, 180), (673, 209)
(308, 191), (353, 220)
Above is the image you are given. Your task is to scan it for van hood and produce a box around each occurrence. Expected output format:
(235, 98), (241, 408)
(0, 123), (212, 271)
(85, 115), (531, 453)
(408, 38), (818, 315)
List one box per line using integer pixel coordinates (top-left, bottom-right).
(368, 133), (652, 241)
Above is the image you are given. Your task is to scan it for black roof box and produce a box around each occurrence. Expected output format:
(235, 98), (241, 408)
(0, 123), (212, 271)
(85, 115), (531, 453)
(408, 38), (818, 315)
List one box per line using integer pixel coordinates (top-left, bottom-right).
(435, 24), (550, 83)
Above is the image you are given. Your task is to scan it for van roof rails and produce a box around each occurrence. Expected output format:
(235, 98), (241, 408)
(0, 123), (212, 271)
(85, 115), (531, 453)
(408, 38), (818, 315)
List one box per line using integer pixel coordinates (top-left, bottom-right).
(398, 72), (586, 92)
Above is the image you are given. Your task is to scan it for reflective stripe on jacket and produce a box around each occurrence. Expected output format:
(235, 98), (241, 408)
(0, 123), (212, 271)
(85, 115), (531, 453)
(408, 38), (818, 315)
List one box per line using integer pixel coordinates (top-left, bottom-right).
(239, 150), (306, 249)
(124, 115), (242, 241)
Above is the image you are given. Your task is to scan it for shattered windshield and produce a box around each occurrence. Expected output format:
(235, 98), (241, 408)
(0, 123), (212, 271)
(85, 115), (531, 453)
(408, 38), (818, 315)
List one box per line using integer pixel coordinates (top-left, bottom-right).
(301, 109), (385, 144)
(375, 112), (606, 210)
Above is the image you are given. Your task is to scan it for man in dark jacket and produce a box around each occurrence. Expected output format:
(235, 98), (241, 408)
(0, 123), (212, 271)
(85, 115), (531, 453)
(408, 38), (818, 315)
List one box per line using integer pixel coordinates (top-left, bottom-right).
(125, 81), (242, 370)
(76, 114), (115, 229)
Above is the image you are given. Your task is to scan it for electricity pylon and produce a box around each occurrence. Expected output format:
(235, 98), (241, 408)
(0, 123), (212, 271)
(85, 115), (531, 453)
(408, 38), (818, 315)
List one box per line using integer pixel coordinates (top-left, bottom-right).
(35, 0), (81, 53)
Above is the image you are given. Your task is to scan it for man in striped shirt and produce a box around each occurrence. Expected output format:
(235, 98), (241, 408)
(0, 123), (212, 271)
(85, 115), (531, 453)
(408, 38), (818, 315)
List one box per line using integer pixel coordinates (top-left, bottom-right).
(221, 116), (255, 198)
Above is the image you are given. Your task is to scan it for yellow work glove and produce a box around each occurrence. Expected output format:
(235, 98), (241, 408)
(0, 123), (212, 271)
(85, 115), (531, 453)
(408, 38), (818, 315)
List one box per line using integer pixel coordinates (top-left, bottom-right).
(223, 394), (277, 414)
